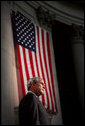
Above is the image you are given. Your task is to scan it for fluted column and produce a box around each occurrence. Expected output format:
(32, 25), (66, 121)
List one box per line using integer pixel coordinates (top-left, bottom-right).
(71, 24), (84, 120)
(1, 1), (19, 125)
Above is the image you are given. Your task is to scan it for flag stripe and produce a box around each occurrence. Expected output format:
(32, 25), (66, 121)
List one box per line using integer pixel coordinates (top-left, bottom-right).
(39, 26), (51, 109)
(36, 26), (46, 107)
(34, 53), (40, 77)
(16, 44), (25, 95)
(46, 32), (57, 111)
(28, 50), (35, 77)
(40, 28), (52, 110)
(40, 28), (49, 108)
(41, 29), (54, 111)
(19, 46), (27, 94)
(32, 52), (42, 102)
(25, 49), (32, 78)
(22, 47), (29, 82)
(32, 52), (38, 77)
(35, 25), (43, 103)
(44, 30), (56, 111)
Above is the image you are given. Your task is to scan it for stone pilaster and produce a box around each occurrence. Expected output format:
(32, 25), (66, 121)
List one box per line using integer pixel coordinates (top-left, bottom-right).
(71, 24), (84, 119)
(1, 1), (19, 125)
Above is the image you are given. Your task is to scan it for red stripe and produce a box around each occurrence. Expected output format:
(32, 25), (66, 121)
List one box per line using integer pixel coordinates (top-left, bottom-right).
(16, 44), (25, 96)
(41, 29), (54, 111)
(46, 32), (57, 112)
(22, 47), (30, 81)
(28, 50), (35, 77)
(34, 53), (40, 77)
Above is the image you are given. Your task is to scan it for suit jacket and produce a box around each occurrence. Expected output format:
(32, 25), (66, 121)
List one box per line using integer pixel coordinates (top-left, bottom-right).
(19, 92), (50, 125)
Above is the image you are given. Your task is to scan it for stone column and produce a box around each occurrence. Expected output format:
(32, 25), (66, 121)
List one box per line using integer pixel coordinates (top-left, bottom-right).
(71, 24), (84, 120)
(1, 1), (19, 125)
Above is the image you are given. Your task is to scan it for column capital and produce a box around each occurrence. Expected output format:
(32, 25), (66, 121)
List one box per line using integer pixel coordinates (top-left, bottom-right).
(36, 6), (56, 29)
(71, 24), (84, 44)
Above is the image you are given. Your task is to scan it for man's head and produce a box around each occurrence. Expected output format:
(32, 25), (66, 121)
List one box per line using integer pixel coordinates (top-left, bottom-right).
(27, 77), (45, 96)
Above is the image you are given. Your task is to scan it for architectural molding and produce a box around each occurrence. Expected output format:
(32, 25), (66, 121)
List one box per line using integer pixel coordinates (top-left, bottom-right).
(25, 1), (84, 26)
(9, 1), (84, 28)
(36, 6), (56, 28)
(9, 1), (84, 27)
(9, 1), (38, 25)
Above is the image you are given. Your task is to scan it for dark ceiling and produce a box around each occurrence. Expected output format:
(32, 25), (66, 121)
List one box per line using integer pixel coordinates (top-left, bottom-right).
(71, 0), (84, 7)
(61, 0), (84, 8)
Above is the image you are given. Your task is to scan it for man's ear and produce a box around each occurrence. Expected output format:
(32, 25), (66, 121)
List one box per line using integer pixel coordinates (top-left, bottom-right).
(31, 83), (35, 87)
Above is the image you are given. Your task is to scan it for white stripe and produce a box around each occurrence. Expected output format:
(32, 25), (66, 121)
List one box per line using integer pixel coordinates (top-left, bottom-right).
(32, 51), (38, 77)
(44, 30), (56, 111)
(39, 27), (52, 110)
(19, 46), (27, 93)
(25, 48), (32, 78)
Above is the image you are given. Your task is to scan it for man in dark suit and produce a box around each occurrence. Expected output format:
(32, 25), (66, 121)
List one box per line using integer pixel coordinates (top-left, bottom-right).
(19, 77), (50, 125)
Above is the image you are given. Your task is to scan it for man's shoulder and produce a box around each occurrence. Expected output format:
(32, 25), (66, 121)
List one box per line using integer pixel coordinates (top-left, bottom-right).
(27, 91), (36, 96)
(22, 92), (37, 102)
(19, 92), (37, 107)
(27, 91), (37, 98)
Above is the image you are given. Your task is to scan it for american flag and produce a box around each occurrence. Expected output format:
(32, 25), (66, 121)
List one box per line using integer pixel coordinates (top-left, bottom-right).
(11, 11), (57, 113)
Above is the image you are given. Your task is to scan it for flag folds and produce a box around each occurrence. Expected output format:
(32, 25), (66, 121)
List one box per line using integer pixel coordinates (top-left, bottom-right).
(11, 11), (57, 113)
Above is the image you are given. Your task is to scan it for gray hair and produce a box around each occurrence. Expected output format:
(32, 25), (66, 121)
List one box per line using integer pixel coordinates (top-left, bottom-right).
(27, 77), (42, 90)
